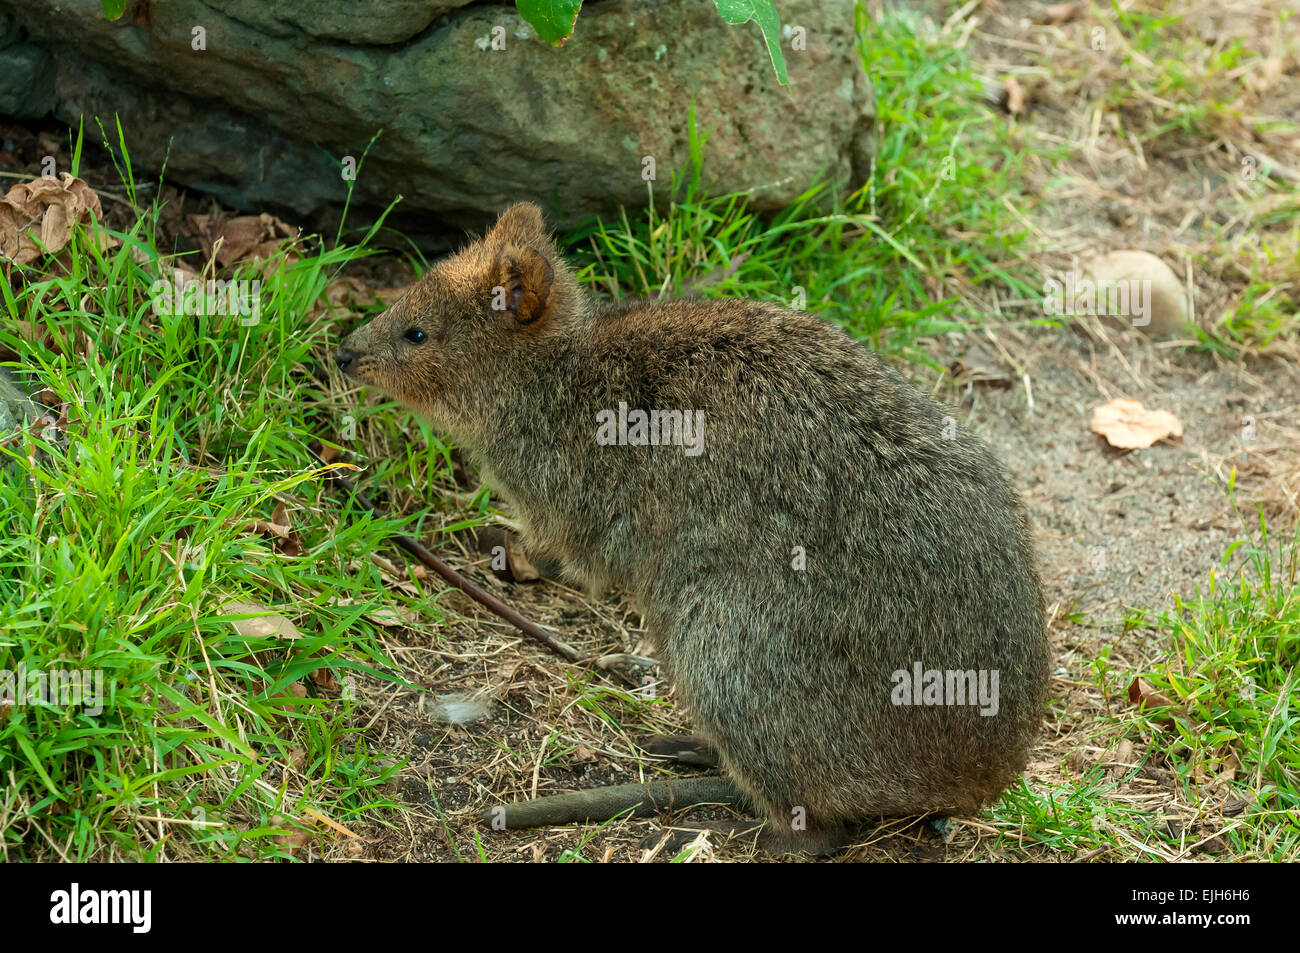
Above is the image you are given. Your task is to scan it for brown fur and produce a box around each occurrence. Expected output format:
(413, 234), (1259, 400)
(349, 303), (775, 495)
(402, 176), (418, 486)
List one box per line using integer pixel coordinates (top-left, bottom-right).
(337, 202), (1051, 849)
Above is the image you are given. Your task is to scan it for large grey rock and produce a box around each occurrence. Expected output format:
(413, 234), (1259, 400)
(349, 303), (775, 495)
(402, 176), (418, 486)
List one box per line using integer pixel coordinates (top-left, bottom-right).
(0, 0), (874, 230)
(0, 43), (54, 117)
(210, 0), (476, 44)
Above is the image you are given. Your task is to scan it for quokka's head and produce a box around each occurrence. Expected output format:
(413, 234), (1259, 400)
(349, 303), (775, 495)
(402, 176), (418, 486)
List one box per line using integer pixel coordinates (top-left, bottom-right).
(335, 202), (580, 423)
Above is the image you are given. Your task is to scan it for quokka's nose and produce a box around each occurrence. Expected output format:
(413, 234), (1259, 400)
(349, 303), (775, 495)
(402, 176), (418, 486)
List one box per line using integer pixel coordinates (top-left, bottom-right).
(335, 348), (356, 372)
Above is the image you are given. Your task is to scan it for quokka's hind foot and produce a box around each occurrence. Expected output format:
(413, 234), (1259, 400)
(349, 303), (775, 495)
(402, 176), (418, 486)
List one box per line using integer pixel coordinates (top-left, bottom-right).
(638, 733), (721, 768)
(927, 815), (953, 839)
(481, 776), (744, 830)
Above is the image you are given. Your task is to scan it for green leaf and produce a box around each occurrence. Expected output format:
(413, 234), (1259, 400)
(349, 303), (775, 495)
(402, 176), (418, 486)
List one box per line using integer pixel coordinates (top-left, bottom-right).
(517, 0), (584, 46)
(101, 0), (128, 19)
(713, 0), (789, 86)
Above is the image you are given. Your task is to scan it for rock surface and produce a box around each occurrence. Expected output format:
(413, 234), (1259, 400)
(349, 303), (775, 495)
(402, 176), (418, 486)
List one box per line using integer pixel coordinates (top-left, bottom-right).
(1088, 250), (1191, 339)
(0, 0), (875, 231)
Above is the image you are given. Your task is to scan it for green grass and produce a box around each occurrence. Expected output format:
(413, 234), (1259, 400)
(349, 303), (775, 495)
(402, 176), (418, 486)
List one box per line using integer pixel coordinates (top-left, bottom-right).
(0, 131), (425, 860)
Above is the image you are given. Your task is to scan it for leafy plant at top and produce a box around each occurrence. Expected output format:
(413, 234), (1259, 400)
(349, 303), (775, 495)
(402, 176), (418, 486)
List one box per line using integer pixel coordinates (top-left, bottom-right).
(516, 0), (789, 85)
(515, 0), (584, 46)
(712, 0), (788, 86)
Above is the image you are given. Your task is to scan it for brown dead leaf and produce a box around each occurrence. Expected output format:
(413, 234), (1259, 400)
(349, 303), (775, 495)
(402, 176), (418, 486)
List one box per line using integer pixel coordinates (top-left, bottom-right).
(220, 598), (304, 640)
(186, 211), (300, 268)
(271, 814), (312, 852)
(1128, 677), (1181, 728)
(270, 681), (309, 716)
(324, 277), (365, 309)
(0, 173), (107, 265)
(322, 276), (390, 314)
(1104, 737), (1135, 779)
(243, 520), (292, 539)
(270, 501), (303, 556)
(234, 503), (303, 556)
(310, 666), (341, 691)
(1090, 398), (1183, 449)
(301, 645), (341, 693)
(1214, 751), (1240, 790)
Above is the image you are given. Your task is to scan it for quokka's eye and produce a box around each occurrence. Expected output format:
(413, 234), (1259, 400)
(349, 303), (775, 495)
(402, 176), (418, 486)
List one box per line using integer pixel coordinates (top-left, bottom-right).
(403, 328), (426, 344)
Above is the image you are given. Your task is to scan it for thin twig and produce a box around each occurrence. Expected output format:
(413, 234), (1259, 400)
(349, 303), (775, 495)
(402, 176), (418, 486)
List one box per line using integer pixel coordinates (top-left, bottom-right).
(328, 472), (586, 663)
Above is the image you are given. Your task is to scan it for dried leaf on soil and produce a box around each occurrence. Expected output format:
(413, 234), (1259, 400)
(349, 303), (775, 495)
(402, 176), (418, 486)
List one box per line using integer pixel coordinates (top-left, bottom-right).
(186, 210), (300, 267)
(1090, 398), (1183, 449)
(1128, 676), (1181, 728)
(0, 173), (107, 264)
(219, 598), (305, 640)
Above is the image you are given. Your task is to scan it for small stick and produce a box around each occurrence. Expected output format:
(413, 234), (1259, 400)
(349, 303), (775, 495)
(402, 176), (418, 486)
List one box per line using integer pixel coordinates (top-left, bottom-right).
(483, 777), (744, 829)
(328, 472), (585, 663)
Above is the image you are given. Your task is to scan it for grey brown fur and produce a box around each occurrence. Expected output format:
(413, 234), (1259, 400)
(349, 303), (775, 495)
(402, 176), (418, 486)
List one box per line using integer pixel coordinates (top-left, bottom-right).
(337, 203), (1051, 853)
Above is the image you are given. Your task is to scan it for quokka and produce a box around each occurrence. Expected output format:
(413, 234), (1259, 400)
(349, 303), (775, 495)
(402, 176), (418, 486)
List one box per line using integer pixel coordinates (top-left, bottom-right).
(336, 202), (1050, 854)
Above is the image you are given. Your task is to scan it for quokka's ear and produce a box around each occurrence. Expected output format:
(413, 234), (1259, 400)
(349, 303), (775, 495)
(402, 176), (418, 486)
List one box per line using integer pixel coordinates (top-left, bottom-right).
(486, 202), (547, 247)
(488, 245), (555, 325)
